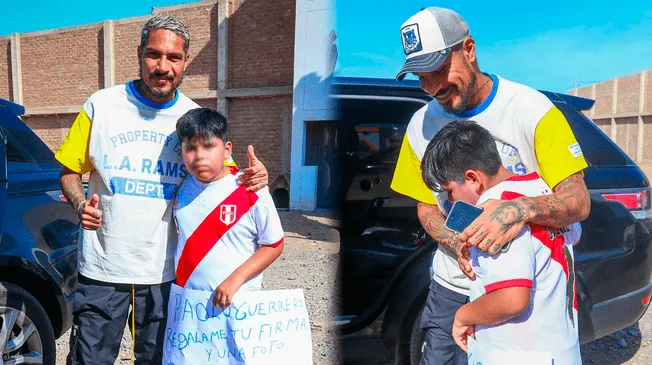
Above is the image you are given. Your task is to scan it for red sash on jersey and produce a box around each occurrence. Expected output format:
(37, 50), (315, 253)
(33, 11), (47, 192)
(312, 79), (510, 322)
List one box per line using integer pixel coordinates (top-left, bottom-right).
(501, 190), (579, 311)
(176, 185), (258, 287)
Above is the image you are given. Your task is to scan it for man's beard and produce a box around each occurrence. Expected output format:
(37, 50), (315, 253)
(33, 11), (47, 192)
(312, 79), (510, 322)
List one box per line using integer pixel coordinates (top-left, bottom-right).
(139, 65), (182, 100)
(441, 59), (477, 114)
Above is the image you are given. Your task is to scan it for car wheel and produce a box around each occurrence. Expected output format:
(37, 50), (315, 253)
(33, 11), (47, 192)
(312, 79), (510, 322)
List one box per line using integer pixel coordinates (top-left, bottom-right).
(408, 302), (426, 365)
(0, 282), (55, 365)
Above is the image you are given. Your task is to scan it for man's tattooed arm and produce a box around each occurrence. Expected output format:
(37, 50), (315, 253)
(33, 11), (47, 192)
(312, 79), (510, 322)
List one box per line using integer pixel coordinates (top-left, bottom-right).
(516, 172), (591, 228)
(417, 202), (462, 254)
(461, 172), (590, 254)
(60, 167), (86, 211)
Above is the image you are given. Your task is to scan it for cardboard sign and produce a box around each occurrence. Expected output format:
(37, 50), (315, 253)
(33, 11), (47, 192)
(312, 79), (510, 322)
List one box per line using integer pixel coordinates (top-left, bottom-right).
(163, 284), (313, 364)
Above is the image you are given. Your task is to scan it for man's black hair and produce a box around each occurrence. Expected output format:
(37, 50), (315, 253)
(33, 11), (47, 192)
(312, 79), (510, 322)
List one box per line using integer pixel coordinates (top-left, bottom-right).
(176, 108), (228, 143)
(421, 120), (501, 192)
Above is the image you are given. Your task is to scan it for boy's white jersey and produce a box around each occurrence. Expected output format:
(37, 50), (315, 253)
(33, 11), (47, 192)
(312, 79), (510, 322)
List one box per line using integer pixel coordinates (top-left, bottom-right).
(173, 174), (284, 291)
(469, 172), (581, 364)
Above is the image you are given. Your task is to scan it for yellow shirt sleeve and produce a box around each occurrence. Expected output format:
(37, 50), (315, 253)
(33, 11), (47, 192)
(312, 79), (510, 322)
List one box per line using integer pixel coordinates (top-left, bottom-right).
(55, 109), (94, 174)
(534, 107), (588, 189)
(390, 133), (436, 204)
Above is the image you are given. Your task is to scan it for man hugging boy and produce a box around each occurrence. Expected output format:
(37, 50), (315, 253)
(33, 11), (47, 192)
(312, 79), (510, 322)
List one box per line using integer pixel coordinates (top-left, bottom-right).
(421, 120), (581, 364)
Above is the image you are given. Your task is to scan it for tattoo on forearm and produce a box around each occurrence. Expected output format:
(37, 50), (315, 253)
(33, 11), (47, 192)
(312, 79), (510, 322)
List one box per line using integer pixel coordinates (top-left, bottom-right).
(489, 201), (526, 235)
(519, 173), (591, 228)
(419, 203), (462, 253)
(60, 170), (86, 210)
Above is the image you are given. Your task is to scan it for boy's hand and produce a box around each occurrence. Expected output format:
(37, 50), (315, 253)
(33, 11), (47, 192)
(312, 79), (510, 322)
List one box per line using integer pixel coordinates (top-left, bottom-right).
(457, 244), (475, 280)
(452, 316), (475, 353)
(238, 145), (269, 192)
(213, 275), (244, 309)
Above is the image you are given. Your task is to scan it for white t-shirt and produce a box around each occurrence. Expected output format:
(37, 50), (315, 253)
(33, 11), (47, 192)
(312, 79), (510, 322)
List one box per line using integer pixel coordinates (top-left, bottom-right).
(469, 172), (581, 364)
(173, 174), (284, 291)
(391, 74), (587, 296)
(74, 81), (198, 284)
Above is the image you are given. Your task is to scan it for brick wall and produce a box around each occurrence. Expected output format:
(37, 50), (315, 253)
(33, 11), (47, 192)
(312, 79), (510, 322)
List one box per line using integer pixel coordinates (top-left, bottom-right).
(21, 114), (77, 152)
(21, 26), (103, 108)
(646, 72), (652, 113)
(114, 20), (143, 85)
(616, 74), (640, 114)
(0, 38), (10, 101)
(228, 0), (295, 88)
(593, 80), (614, 116)
(228, 95), (292, 180)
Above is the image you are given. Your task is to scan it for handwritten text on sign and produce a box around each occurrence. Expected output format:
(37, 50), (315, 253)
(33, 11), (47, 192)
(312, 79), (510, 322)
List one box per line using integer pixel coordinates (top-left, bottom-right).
(163, 285), (313, 364)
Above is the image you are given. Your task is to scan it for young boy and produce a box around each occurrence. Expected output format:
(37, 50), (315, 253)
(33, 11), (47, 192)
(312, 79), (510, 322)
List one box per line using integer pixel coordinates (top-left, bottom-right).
(421, 120), (582, 364)
(173, 108), (284, 309)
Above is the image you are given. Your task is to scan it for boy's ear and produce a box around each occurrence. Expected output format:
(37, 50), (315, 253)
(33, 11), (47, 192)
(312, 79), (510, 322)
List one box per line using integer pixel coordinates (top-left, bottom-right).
(465, 169), (483, 192)
(224, 141), (233, 159)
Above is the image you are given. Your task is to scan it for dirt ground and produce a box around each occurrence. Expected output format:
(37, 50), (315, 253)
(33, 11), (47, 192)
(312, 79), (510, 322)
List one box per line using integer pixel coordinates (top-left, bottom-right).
(54, 210), (341, 365)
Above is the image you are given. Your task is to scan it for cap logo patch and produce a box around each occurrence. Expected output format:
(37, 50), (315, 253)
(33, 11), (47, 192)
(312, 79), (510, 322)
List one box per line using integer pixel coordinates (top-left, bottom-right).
(401, 24), (422, 56)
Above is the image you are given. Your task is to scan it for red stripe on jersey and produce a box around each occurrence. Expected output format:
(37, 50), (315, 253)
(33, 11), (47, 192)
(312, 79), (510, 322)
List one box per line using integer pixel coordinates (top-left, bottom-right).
(265, 237), (284, 248)
(176, 186), (258, 287)
(228, 165), (240, 175)
(505, 172), (540, 182)
(500, 189), (578, 310)
(485, 279), (533, 294)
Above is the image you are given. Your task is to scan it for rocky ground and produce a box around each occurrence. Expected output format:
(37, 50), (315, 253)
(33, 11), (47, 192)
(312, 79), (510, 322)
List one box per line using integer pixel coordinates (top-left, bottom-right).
(55, 210), (341, 365)
(581, 310), (652, 365)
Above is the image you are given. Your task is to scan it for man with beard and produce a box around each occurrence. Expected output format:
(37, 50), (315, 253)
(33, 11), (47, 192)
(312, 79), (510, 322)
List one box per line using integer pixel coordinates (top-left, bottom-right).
(391, 7), (590, 364)
(55, 15), (269, 364)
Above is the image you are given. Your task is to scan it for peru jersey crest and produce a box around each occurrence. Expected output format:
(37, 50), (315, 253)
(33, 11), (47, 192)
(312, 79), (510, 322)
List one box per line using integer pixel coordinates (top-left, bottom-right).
(220, 205), (237, 225)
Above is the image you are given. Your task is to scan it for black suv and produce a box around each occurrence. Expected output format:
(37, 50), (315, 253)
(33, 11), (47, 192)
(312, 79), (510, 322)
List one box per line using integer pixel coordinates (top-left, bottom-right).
(0, 98), (78, 365)
(334, 77), (652, 364)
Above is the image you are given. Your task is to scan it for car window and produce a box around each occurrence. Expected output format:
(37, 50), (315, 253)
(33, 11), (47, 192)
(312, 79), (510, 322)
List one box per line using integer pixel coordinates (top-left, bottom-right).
(354, 124), (406, 153)
(1, 127), (41, 172)
(6, 139), (27, 162)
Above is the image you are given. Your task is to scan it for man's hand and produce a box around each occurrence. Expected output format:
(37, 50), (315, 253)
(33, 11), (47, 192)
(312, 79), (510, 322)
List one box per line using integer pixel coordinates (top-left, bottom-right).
(213, 274), (245, 309)
(80, 194), (103, 230)
(460, 199), (526, 254)
(238, 145), (269, 192)
(452, 315), (475, 353)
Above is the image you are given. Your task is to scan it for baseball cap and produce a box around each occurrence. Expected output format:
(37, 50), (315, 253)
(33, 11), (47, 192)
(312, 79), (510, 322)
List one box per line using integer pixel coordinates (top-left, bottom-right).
(395, 7), (470, 81)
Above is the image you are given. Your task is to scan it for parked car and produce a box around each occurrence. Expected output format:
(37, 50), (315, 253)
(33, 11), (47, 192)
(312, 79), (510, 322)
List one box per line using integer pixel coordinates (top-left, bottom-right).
(333, 77), (652, 364)
(0, 98), (78, 365)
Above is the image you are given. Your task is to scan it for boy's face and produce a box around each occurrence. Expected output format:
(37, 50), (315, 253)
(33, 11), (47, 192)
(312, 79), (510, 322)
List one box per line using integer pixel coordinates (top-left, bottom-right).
(441, 170), (483, 205)
(181, 136), (232, 183)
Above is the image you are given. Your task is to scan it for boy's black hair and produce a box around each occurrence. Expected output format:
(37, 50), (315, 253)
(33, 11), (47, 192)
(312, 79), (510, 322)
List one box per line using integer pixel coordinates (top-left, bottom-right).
(176, 108), (228, 143)
(421, 120), (502, 192)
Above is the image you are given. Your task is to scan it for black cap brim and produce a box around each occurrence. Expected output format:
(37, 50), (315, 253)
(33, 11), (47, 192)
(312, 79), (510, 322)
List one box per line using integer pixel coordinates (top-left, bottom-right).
(395, 49), (450, 81)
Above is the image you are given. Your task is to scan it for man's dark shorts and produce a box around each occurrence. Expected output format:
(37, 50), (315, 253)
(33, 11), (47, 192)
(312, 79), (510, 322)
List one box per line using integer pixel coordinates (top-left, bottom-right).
(420, 280), (470, 365)
(66, 274), (172, 365)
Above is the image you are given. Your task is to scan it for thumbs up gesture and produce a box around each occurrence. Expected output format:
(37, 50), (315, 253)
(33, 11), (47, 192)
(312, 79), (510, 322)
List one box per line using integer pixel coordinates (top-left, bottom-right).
(79, 194), (103, 230)
(238, 145), (269, 192)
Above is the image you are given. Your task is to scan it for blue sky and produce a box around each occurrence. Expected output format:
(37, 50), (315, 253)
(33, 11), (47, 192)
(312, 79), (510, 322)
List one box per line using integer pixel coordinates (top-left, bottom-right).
(0, 0), (199, 36)
(335, 1), (652, 92)
(2, 1), (650, 93)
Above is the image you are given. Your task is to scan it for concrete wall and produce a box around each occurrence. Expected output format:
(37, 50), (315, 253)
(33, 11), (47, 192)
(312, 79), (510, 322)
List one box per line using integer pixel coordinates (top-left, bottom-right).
(570, 69), (652, 178)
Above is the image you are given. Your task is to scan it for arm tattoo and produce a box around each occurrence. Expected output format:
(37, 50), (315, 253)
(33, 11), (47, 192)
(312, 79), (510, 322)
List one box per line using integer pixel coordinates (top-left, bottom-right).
(490, 201), (526, 235)
(418, 202), (462, 253)
(518, 173), (591, 228)
(60, 168), (86, 211)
